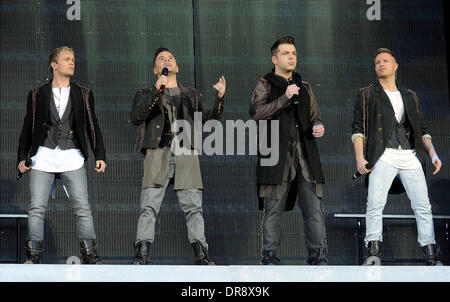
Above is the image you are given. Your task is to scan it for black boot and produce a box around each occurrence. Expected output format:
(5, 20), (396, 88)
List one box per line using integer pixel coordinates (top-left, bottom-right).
(307, 248), (328, 265)
(24, 240), (43, 264)
(368, 240), (381, 257)
(363, 240), (382, 265)
(133, 241), (151, 265)
(422, 244), (442, 266)
(260, 250), (280, 265)
(80, 239), (103, 264)
(191, 242), (215, 265)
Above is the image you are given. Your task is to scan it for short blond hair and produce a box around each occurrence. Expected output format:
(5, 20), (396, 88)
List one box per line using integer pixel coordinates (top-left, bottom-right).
(48, 46), (74, 73)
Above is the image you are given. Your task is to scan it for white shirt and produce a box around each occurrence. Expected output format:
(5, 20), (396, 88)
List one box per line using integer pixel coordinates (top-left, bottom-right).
(379, 148), (422, 170)
(52, 86), (71, 119)
(378, 90), (421, 170)
(384, 90), (404, 123)
(31, 85), (85, 173)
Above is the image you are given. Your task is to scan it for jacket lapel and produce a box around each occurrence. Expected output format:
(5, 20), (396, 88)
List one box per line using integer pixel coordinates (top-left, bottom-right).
(69, 82), (82, 122)
(374, 81), (395, 114)
(39, 82), (52, 121)
(398, 85), (413, 119)
(59, 94), (72, 123)
(179, 83), (196, 114)
(48, 89), (60, 121)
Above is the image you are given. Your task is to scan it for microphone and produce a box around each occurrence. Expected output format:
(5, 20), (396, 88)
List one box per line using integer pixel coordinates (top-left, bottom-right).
(17, 158), (32, 180)
(352, 163), (373, 180)
(159, 67), (169, 93)
(287, 78), (299, 105)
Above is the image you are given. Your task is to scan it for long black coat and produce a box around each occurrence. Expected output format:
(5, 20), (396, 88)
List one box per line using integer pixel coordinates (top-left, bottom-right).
(17, 81), (106, 164)
(250, 72), (325, 211)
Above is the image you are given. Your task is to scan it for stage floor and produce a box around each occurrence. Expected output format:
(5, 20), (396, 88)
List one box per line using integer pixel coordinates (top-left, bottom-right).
(1, 264), (449, 282)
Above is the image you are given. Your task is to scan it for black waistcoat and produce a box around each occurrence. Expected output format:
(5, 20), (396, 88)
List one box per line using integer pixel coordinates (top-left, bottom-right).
(42, 94), (81, 150)
(387, 112), (414, 150)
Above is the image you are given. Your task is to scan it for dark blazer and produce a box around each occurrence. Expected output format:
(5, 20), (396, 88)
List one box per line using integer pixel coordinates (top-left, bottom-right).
(130, 83), (225, 154)
(17, 81), (106, 164)
(352, 81), (430, 193)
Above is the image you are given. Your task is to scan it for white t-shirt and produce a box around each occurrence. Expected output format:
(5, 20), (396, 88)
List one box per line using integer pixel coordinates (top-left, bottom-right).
(384, 90), (404, 123)
(378, 90), (421, 170)
(31, 86), (85, 173)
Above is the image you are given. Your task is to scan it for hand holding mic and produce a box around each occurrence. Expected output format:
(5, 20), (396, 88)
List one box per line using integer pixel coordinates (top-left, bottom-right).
(159, 67), (169, 93)
(352, 163), (373, 180)
(17, 158), (32, 180)
(286, 79), (300, 105)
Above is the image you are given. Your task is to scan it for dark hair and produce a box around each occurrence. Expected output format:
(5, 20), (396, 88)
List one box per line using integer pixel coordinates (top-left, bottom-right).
(374, 48), (396, 61)
(153, 47), (175, 67)
(271, 36), (295, 56)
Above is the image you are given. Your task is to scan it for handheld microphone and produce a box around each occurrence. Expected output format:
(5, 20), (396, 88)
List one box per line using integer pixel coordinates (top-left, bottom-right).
(159, 67), (169, 93)
(17, 158), (32, 180)
(352, 163), (373, 180)
(287, 78), (299, 105)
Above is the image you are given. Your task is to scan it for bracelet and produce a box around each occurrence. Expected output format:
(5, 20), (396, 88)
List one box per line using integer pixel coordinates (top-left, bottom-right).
(431, 155), (439, 162)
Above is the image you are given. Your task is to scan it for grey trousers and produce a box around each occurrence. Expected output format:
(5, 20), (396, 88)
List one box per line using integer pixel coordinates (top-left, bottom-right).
(135, 156), (208, 249)
(27, 166), (96, 241)
(262, 173), (327, 264)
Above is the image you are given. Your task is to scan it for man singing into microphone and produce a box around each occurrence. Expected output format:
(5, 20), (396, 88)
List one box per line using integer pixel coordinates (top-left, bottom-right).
(17, 46), (106, 264)
(352, 48), (443, 265)
(249, 36), (328, 265)
(130, 47), (225, 265)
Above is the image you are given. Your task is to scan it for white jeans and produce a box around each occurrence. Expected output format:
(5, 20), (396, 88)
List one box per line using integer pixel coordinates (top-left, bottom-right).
(365, 159), (436, 247)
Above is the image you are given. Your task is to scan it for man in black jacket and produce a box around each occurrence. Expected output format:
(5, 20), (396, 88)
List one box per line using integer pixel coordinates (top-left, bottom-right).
(17, 46), (106, 264)
(130, 47), (225, 265)
(352, 48), (443, 265)
(250, 36), (327, 265)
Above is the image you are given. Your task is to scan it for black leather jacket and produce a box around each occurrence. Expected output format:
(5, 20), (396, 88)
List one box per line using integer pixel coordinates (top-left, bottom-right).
(130, 83), (225, 154)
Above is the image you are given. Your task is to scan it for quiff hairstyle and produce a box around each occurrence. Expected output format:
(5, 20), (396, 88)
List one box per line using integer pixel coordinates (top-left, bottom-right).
(374, 48), (397, 62)
(270, 36), (295, 57)
(48, 46), (74, 73)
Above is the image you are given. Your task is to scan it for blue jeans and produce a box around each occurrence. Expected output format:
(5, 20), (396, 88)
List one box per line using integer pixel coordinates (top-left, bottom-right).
(365, 159), (436, 247)
(27, 166), (96, 241)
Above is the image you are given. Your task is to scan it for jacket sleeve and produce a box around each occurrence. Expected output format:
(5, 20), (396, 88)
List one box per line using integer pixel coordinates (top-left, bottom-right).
(410, 91), (430, 138)
(304, 83), (323, 126)
(17, 91), (33, 163)
(249, 79), (291, 121)
(196, 91), (225, 123)
(130, 88), (161, 126)
(86, 90), (106, 161)
(351, 90), (365, 143)
(17, 90), (34, 164)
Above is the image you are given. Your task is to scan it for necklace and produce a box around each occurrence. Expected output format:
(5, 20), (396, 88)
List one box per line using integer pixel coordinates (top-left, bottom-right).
(53, 91), (61, 116)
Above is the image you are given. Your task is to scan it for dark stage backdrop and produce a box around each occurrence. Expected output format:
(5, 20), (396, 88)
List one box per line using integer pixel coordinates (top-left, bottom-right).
(1, 0), (449, 265)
